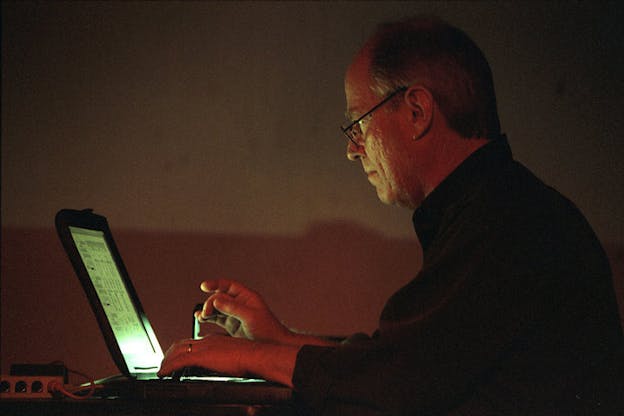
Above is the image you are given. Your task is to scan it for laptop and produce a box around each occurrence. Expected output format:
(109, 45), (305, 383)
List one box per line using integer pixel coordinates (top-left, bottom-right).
(55, 208), (293, 404)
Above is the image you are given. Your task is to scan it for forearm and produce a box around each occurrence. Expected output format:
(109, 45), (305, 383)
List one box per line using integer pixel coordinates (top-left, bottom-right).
(242, 332), (336, 387)
(241, 332), (336, 387)
(283, 331), (339, 348)
(243, 342), (301, 388)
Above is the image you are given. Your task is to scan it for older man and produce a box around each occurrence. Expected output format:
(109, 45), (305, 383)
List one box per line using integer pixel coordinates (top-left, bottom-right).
(159, 17), (623, 415)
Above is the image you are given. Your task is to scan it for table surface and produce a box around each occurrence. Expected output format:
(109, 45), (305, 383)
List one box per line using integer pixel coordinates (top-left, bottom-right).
(0, 398), (298, 416)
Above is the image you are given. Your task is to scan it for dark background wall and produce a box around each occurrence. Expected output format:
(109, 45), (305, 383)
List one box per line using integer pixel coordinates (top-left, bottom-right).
(2, 1), (623, 382)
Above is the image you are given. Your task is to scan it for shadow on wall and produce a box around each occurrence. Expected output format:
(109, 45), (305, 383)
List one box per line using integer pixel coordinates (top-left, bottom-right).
(2, 222), (623, 382)
(0, 221), (422, 382)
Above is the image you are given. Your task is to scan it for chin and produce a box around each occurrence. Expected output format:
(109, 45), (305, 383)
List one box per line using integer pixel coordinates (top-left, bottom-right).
(376, 190), (396, 206)
(377, 189), (418, 210)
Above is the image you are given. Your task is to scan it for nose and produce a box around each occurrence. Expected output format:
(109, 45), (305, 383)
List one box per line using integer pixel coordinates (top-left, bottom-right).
(346, 140), (365, 161)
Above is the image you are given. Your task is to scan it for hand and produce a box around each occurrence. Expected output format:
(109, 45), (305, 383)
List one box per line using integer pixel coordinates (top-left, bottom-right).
(196, 279), (292, 344)
(158, 335), (253, 378)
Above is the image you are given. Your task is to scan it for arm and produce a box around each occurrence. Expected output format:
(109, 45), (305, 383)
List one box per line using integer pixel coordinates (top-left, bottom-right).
(158, 335), (301, 388)
(159, 279), (335, 386)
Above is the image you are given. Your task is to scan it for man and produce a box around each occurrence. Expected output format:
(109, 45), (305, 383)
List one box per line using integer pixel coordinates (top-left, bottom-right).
(159, 17), (623, 415)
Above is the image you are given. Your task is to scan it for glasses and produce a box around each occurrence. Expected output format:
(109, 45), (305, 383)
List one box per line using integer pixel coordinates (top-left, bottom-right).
(340, 86), (407, 146)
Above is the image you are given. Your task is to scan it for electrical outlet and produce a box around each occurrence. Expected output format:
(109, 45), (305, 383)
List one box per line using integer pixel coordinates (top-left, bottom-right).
(0, 375), (63, 399)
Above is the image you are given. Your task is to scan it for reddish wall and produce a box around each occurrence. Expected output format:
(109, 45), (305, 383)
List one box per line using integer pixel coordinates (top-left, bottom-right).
(2, 226), (622, 383)
(1, 224), (421, 381)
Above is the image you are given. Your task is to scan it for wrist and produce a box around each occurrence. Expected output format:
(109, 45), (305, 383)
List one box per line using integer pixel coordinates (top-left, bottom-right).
(242, 341), (299, 388)
(282, 331), (338, 348)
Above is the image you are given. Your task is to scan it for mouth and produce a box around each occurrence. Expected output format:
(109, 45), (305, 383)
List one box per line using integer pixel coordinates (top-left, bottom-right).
(365, 170), (378, 183)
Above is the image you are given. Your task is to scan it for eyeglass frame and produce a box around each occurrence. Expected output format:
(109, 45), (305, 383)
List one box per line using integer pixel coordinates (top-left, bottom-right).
(340, 86), (408, 146)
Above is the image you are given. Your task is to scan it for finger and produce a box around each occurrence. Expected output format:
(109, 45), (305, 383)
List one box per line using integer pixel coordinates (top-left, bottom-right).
(158, 340), (195, 376)
(159, 356), (187, 377)
(195, 310), (216, 323)
(168, 339), (195, 357)
(195, 294), (247, 335)
(200, 278), (236, 294)
(200, 294), (220, 319)
(196, 309), (228, 324)
(212, 293), (254, 323)
(200, 279), (249, 298)
(222, 316), (242, 336)
(196, 303), (239, 334)
(205, 294), (240, 326)
(199, 293), (236, 319)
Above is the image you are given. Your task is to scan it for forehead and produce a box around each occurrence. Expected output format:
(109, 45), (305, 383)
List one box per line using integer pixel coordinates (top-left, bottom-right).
(344, 47), (378, 119)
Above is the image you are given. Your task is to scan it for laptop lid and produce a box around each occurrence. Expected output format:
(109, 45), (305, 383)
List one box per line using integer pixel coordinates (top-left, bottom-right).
(54, 209), (294, 404)
(55, 208), (164, 378)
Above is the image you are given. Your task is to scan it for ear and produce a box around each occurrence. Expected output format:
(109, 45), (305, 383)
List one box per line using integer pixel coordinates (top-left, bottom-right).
(403, 86), (434, 140)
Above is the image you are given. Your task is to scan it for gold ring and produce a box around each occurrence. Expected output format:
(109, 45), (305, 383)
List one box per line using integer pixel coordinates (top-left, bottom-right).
(187, 343), (193, 353)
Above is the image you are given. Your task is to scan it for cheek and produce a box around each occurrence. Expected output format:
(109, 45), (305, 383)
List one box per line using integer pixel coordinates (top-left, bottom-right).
(375, 147), (395, 180)
(368, 133), (402, 180)
(366, 137), (389, 174)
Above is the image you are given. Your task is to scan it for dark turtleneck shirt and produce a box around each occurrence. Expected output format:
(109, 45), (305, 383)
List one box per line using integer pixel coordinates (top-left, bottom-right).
(292, 138), (623, 415)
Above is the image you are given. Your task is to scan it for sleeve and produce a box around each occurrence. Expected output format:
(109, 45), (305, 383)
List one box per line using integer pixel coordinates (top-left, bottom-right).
(290, 239), (510, 415)
(291, 311), (496, 416)
(290, 194), (616, 415)
(292, 340), (408, 416)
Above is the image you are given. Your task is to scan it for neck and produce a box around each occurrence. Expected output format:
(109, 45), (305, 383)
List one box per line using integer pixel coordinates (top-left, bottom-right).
(422, 132), (490, 198)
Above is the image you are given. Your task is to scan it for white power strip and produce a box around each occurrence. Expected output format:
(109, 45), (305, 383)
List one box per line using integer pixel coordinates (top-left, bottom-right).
(0, 375), (64, 399)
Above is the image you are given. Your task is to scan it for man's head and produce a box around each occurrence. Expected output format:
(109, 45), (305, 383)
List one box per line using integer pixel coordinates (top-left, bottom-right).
(344, 16), (500, 209)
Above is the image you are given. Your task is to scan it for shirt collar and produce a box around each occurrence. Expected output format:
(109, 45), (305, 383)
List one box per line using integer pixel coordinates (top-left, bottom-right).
(412, 135), (513, 250)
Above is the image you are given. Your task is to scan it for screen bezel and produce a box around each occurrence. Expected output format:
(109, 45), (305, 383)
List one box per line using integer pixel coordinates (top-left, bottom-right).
(55, 209), (163, 377)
